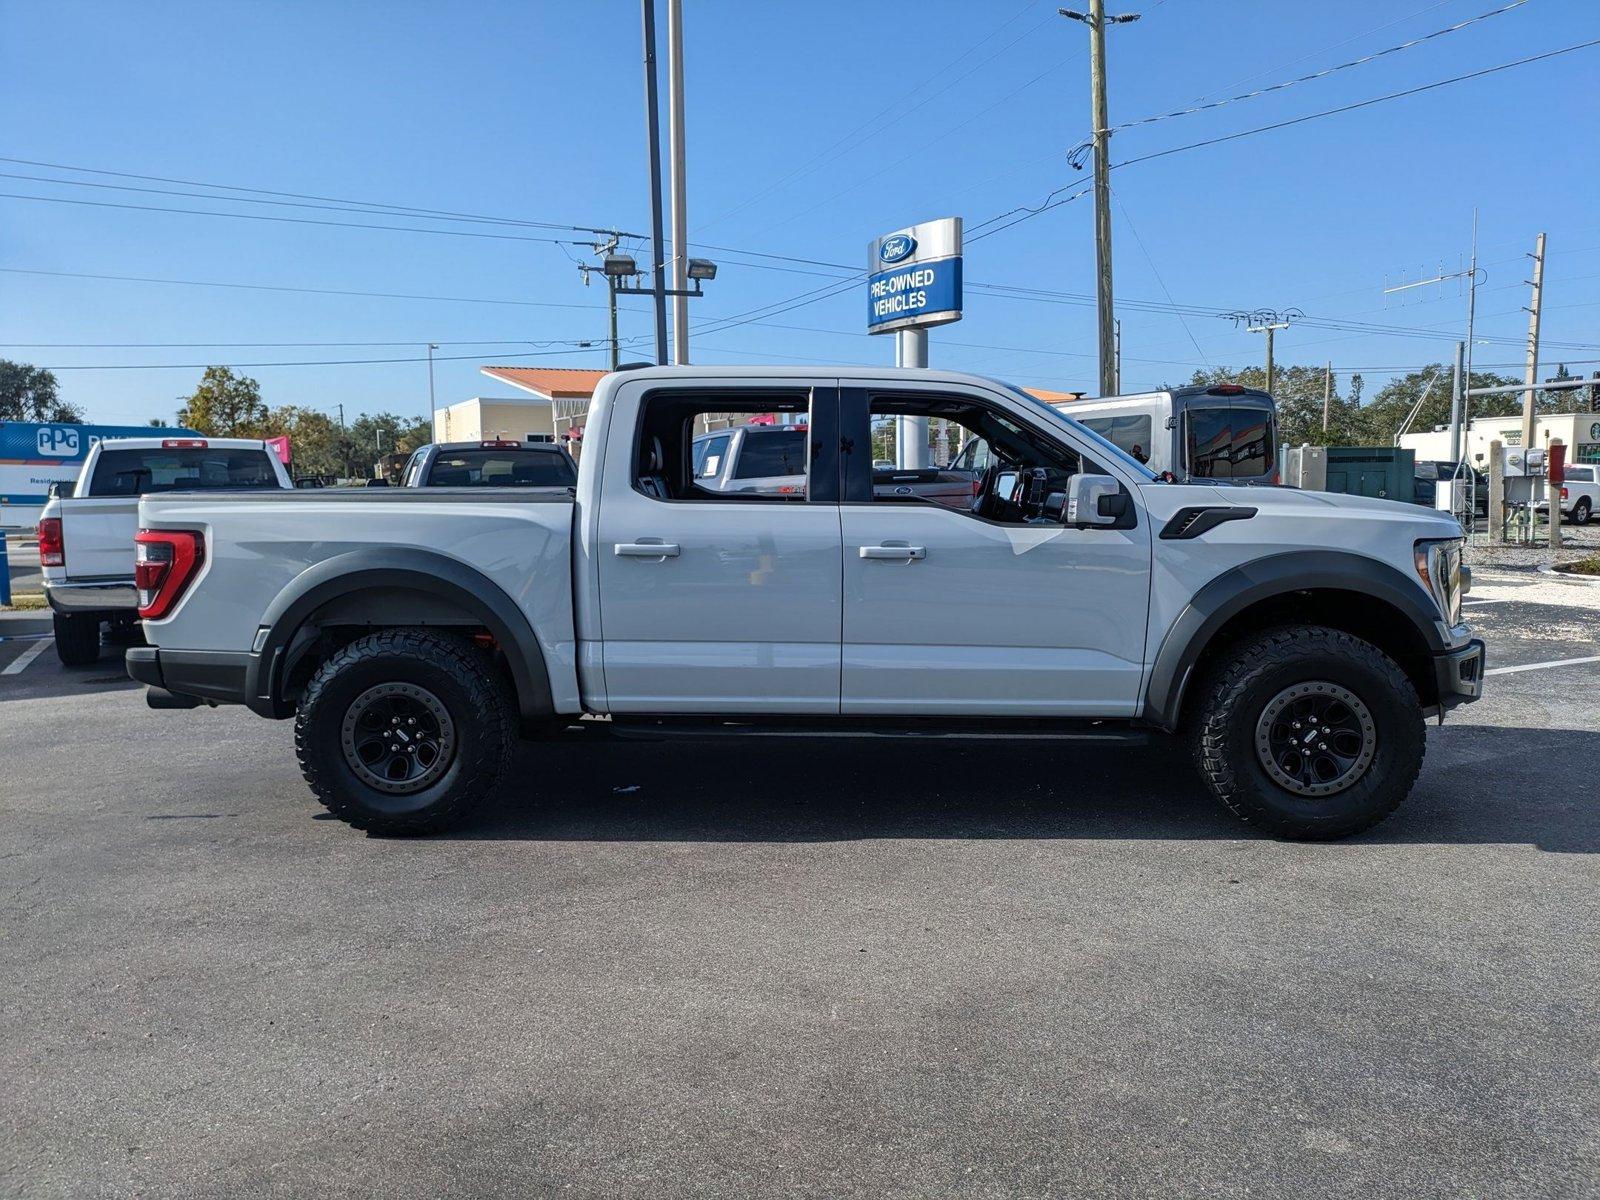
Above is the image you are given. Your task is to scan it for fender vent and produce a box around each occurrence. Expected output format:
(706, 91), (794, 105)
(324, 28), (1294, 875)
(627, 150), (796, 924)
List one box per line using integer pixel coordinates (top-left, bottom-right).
(1160, 506), (1257, 540)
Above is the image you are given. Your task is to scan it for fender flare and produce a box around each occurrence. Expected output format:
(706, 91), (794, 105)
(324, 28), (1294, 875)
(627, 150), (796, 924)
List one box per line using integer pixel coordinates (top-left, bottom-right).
(1142, 550), (1446, 731)
(244, 547), (554, 721)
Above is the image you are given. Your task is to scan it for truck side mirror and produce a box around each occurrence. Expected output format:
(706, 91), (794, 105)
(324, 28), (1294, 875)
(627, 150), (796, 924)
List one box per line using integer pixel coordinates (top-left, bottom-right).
(1066, 473), (1126, 527)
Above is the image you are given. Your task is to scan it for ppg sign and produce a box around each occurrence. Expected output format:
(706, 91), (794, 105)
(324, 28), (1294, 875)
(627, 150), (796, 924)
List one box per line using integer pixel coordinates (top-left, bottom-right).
(36, 426), (81, 457)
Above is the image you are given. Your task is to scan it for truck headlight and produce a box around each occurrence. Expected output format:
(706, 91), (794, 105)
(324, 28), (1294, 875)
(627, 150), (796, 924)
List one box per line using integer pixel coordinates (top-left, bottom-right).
(1414, 538), (1464, 625)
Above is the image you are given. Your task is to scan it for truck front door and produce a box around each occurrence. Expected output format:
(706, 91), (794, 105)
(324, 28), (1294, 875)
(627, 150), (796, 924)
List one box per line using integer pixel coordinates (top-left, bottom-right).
(838, 386), (1152, 717)
(594, 383), (843, 714)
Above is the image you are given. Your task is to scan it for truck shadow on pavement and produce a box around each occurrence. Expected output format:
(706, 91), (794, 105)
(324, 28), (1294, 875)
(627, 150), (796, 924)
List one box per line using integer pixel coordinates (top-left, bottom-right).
(455, 723), (1600, 853)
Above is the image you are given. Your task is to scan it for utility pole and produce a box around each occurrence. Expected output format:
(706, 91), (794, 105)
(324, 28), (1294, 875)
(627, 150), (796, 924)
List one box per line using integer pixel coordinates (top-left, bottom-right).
(1520, 232), (1546, 544)
(666, 0), (690, 364)
(1114, 318), (1123, 393)
(1322, 361), (1332, 434)
(579, 235), (623, 370)
(1061, 3), (1138, 397)
(1520, 233), (1546, 465)
(1449, 341), (1465, 464)
(1232, 309), (1297, 395)
(640, 0), (670, 365)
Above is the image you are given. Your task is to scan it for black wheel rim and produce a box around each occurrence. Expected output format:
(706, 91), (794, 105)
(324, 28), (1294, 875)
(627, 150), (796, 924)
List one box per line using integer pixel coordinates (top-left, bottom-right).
(1253, 682), (1377, 798)
(340, 682), (457, 795)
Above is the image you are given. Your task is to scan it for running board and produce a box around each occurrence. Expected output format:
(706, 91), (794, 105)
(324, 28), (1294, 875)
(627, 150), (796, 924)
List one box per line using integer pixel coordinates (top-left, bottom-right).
(602, 716), (1148, 745)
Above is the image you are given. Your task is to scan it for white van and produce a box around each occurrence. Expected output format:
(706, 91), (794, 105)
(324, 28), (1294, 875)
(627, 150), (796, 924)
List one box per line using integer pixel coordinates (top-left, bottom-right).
(1049, 383), (1279, 485)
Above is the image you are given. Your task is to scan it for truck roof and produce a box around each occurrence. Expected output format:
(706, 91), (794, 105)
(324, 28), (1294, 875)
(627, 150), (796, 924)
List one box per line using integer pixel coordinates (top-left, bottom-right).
(89, 436), (273, 451)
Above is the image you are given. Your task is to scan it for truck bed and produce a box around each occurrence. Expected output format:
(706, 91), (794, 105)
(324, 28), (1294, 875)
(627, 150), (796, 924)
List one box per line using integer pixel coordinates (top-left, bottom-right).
(136, 487), (581, 709)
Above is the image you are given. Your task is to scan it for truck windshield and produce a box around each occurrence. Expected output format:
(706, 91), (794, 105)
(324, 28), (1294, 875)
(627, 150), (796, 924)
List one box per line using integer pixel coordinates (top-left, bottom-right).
(1003, 385), (1160, 481)
(90, 447), (280, 495)
(426, 450), (576, 487)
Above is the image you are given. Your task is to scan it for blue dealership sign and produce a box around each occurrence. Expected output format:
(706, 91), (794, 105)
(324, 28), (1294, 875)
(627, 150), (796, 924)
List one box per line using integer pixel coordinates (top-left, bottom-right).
(867, 217), (962, 335)
(867, 256), (962, 332)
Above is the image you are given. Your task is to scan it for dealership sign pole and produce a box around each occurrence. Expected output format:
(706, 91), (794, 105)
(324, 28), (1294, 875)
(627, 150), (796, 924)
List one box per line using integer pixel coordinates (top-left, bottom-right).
(868, 217), (963, 467)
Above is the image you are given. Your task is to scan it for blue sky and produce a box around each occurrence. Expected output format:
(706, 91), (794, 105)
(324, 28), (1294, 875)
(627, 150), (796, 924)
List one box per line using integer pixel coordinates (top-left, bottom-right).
(2, 0), (1597, 427)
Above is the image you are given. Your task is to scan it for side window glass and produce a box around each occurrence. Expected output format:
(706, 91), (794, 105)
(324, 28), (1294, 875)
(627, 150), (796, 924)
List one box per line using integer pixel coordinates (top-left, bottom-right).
(694, 435), (730, 480)
(634, 394), (812, 502)
(867, 395), (1085, 525)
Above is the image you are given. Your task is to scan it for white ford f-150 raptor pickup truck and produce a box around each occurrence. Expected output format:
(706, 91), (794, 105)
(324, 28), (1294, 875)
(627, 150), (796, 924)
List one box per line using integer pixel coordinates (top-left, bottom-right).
(127, 367), (1484, 839)
(39, 435), (291, 664)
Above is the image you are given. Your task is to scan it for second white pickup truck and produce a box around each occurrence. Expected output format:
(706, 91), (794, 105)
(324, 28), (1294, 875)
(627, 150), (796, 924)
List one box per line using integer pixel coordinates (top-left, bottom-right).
(39, 436), (291, 664)
(128, 367), (1484, 840)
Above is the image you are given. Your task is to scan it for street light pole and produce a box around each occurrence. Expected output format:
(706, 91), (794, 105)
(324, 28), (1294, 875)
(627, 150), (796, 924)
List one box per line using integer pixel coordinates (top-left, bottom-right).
(640, 0), (670, 365)
(666, 0), (690, 364)
(426, 343), (439, 438)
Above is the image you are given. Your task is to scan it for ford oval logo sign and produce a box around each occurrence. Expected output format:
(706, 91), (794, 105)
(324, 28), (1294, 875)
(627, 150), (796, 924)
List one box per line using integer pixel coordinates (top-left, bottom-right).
(879, 234), (916, 264)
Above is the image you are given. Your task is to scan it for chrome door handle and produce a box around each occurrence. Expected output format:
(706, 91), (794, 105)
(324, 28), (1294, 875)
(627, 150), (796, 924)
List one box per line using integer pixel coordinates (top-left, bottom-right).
(614, 542), (681, 558)
(859, 544), (926, 561)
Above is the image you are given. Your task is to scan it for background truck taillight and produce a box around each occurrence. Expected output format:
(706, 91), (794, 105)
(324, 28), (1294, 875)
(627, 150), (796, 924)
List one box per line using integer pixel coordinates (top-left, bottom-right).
(37, 517), (64, 567)
(134, 529), (205, 619)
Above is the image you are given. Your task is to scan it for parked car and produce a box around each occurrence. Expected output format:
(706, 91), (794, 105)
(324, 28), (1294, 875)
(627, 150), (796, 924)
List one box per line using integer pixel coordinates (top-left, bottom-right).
(1049, 383), (1279, 484)
(38, 436), (291, 665)
(690, 423), (809, 497)
(1534, 463), (1597, 525)
(1414, 460), (1489, 519)
(128, 366), (1482, 841)
(400, 440), (577, 489)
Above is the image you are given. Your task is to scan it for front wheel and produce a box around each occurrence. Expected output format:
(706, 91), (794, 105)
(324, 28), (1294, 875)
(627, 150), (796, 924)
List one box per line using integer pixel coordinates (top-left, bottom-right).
(1189, 626), (1425, 840)
(53, 612), (102, 665)
(294, 630), (514, 834)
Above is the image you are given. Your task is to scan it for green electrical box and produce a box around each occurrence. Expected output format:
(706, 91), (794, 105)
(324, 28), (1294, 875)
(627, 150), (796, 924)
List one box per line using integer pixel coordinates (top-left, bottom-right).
(1323, 447), (1415, 504)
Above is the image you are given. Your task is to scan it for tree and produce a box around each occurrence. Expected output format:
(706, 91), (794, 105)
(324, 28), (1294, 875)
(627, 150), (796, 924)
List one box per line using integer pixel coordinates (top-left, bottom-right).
(348, 411), (432, 460)
(258, 405), (350, 478)
(178, 367), (267, 436)
(0, 359), (83, 422)
(1360, 364), (1522, 445)
(1187, 364), (1366, 447)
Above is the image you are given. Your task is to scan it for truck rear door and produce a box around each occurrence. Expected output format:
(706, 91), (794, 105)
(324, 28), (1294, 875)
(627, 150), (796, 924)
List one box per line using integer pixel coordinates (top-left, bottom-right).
(593, 381), (843, 714)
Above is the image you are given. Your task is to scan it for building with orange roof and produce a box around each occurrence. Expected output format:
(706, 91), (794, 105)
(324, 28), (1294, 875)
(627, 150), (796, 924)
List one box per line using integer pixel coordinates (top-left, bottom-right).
(432, 366), (609, 447)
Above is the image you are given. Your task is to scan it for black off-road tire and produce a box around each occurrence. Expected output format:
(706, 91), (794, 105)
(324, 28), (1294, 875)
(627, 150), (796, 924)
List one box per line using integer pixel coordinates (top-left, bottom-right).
(1573, 498), (1592, 526)
(1189, 626), (1425, 840)
(294, 630), (514, 834)
(53, 612), (102, 666)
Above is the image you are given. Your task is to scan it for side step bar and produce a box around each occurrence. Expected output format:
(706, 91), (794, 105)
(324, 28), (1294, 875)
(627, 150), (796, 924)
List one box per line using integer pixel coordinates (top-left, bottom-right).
(602, 715), (1148, 745)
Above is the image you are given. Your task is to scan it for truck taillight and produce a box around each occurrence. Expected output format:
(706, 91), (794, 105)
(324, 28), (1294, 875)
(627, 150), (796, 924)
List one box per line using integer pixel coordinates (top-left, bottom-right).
(162, 438), (208, 449)
(38, 517), (64, 567)
(134, 529), (205, 619)
(1561, 486), (1569, 500)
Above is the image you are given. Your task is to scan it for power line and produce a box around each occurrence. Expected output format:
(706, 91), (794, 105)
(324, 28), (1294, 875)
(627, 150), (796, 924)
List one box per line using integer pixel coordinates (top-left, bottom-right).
(0, 191), (605, 246)
(692, 0), (1050, 234)
(39, 343), (650, 371)
(0, 266), (616, 311)
(1065, 0), (1532, 166)
(0, 154), (640, 236)
(1113, 38), (1600, 172)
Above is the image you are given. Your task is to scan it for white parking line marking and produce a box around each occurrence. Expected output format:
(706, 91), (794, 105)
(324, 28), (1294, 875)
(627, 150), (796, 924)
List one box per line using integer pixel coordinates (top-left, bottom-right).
(1463, 599), (1513, 606)
(1486, 654), (1600, 677)
(1, 637), (54, 676)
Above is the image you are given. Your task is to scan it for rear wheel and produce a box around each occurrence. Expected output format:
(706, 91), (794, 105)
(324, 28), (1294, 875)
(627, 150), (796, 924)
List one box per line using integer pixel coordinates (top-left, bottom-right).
(53, 612), (102, 666)
(1189, 626), (1424, 839)
(294, 630), (514, 834)
(1572, 497), (1592, 526)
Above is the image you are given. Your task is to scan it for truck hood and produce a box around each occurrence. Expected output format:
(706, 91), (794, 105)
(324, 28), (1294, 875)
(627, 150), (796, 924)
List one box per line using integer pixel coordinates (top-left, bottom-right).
(1138, 482), (1463, 539)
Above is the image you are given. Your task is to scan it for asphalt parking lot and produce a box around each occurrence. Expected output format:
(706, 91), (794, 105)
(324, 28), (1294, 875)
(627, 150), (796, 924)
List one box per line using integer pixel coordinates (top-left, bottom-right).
(2, 569), (1597, 1197)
